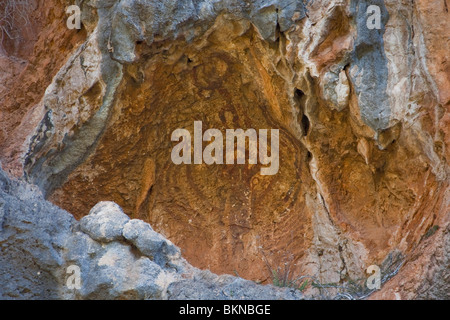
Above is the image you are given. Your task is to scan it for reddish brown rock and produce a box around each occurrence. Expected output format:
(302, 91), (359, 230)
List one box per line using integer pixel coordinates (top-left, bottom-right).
(0, 0), (448, 298)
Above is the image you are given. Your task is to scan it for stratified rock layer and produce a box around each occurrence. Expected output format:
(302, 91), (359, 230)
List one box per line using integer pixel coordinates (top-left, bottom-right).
(0, 0), (448, 298)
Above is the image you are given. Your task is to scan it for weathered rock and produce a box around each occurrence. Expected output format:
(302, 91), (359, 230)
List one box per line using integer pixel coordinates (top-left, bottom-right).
(80, 201), (130, 242)
(167, 270), (303, 300)
(0, 166), (305, 300)
(0, 0), (448, 299)
(123, 219), (182, 269)
(75, 241), (166, 300)
(0, 165), (74, 299)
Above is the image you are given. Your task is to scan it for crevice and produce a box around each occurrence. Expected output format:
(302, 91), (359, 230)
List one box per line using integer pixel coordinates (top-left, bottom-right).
(318, 193), (335, 229)
(306, 151), (312, 163)
(301, 114), (310, 137)
(293, 88), (309, 137)
(294, 88), (305, 100)
(337, 242), (348, 282)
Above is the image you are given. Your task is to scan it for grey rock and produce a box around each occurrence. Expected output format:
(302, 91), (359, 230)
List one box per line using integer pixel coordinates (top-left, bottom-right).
(415, 224), (450, 300)
(0, 168), (75, 299)
(349, 0), (391, 132)
(109, 0), (305, 63)
(123, 219), (182, 269)
(80, 201), (130, 242)
(78, 242), (164, 299)
(167, 270), (304, 300)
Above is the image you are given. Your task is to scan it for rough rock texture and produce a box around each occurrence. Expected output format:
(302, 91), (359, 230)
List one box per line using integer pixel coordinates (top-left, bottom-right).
(0, 167), (303, 299)
(0, 0), (448, 298)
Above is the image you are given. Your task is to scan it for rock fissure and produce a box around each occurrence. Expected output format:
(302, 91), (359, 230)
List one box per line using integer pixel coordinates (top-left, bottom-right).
(0, 0), (448, 299)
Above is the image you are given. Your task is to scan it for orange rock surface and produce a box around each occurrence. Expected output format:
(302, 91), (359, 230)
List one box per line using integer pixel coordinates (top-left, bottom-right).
(0, 0), (448, 298)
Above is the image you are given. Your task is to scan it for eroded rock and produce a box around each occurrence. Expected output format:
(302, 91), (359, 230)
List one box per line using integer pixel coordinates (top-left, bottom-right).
(0, 0), (448, 298)
(80, 201), (130, 242)
(0, 166), (303, 300)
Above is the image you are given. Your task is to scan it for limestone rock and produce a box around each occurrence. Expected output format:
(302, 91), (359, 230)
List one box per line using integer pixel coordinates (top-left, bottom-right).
(80, 201), (130, 243)
(0, 0), (448, 299)
(122, 219), (182, 269)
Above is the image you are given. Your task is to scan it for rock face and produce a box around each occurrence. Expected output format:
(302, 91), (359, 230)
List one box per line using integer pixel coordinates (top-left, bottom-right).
(0, 167), (303, 299)
(0, 0), (448, 299)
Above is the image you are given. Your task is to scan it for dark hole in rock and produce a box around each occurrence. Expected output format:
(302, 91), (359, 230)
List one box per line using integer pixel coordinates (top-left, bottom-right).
(301, 114), (310, 137)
